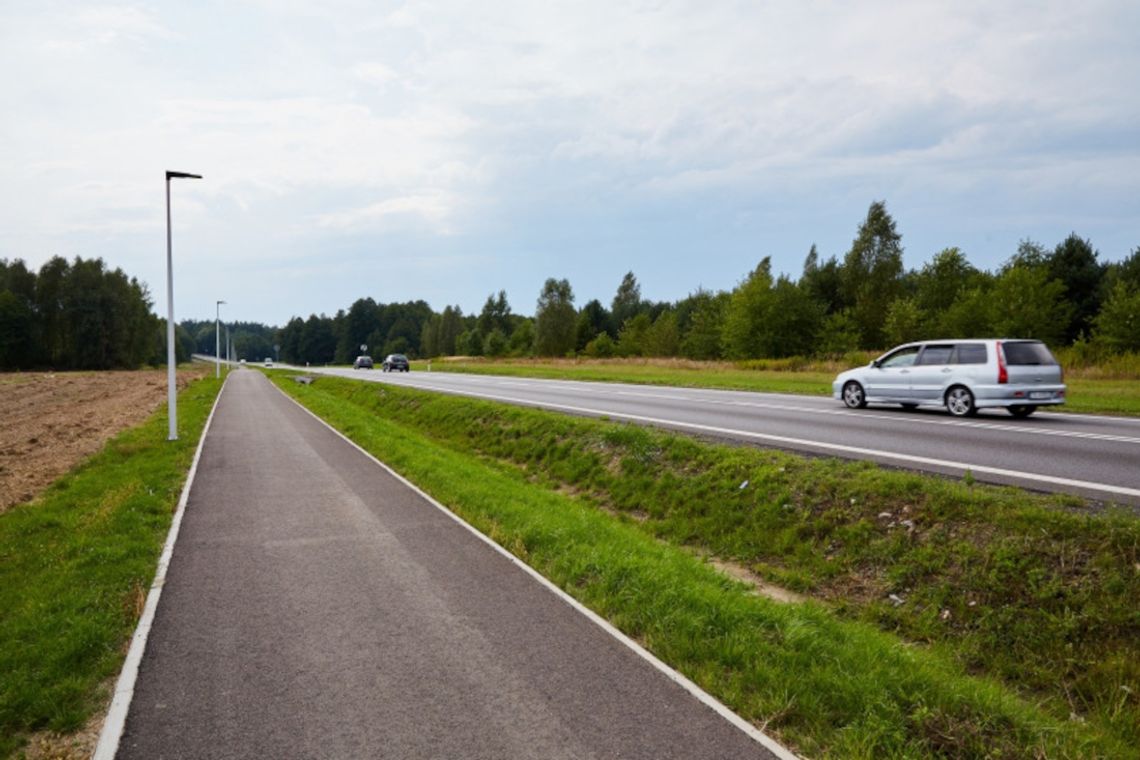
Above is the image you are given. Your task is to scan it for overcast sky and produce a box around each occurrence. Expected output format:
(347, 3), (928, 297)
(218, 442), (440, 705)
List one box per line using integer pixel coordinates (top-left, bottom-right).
(2, 1), (1137, 326)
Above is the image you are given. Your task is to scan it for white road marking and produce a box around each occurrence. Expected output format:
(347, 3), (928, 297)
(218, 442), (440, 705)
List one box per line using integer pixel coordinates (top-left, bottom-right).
(367, 378), (1140, 502)
(93, 375), (230, 760)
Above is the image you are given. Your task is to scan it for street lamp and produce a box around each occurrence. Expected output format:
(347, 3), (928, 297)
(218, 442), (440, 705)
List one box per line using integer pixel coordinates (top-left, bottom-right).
(216, 300), (226, 378)
(165, 170), (202, 441)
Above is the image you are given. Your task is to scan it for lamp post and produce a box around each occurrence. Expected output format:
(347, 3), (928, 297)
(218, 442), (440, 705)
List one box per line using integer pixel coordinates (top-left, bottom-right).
(216, 300), (226, 378)
(165, 170), (202, 441)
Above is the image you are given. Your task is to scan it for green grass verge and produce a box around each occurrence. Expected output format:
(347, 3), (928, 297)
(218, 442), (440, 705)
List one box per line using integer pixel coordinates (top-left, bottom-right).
(415, 358), (1140, 416)
(0, 376), (223, 758)
(274, 374), (1140, 758)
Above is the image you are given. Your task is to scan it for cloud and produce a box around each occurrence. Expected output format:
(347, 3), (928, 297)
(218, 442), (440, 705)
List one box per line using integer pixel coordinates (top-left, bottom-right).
(315, 192), (459, 233)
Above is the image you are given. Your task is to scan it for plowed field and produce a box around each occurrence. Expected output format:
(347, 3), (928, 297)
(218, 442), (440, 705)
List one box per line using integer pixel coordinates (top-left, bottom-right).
(0, 366), (208, 513)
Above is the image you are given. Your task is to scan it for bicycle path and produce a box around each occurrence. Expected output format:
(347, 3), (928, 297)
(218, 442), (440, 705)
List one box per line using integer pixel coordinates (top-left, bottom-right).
(116, 370), (786, 759)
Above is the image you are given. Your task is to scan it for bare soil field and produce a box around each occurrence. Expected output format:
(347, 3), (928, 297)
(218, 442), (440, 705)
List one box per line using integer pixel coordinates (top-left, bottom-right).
(0, 366), (208, 513)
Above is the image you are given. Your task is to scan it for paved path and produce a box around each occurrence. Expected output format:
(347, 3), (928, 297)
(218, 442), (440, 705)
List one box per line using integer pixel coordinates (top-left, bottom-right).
(118, 370), (783, 759)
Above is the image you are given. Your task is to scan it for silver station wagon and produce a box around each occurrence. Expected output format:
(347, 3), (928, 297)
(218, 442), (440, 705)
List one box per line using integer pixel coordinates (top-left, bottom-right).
(833, 339), (1066, 418)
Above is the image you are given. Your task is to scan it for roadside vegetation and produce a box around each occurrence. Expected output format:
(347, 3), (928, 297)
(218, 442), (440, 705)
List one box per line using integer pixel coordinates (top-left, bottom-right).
(275, 373), (1140, 758)
(0, 375), (222, 758)
(416, 351), (1140, 417)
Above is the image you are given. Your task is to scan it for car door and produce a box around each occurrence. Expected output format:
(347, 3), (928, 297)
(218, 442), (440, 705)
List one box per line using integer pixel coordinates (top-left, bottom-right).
(908, 344), (955, 401)
(865, 345), (921, 399)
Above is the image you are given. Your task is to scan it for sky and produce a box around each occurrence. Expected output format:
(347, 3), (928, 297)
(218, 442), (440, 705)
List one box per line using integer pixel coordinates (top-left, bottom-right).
(2, 1), (1138, 326)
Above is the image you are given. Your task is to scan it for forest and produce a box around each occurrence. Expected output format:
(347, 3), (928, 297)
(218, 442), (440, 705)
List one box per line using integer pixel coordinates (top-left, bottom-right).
(275, 201), (1140, 365)
(0, 256), (191, 371)
(3, 202), (1138, 370)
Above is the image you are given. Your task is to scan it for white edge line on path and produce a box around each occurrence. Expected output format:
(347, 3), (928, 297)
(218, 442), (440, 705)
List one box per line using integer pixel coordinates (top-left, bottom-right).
(93, 374), (230, 760)
(274, 380), (802, 760)
(359, 379), (1140, 502)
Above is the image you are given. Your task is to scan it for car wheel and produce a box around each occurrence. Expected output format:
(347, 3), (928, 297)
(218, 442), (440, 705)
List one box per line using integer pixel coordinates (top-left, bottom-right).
(900, 403), (918, 411)
(945, 386), (976, 417)
(1008, 405), (1037, 418)
(842, 381), (867, 409)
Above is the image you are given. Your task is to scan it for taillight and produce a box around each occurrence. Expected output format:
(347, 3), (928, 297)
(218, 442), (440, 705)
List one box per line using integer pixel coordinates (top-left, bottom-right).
(996, 341), (1008, 384)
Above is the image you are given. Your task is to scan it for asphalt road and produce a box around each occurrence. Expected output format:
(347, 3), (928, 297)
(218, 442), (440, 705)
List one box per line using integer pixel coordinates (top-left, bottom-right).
(301, 366), (1140, 505)
(117, 370), (786, 759)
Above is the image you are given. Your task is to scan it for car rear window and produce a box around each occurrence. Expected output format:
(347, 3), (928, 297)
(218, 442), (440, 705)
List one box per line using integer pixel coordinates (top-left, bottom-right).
(1003, 341), (1057, 365)
(917, 345), (954, 365)
(953, 343), (988, 364)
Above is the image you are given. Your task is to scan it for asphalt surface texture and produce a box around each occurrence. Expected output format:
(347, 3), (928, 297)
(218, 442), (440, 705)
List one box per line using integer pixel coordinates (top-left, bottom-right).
(300, 365), (1140, 506)
(117, 370), (782, 759)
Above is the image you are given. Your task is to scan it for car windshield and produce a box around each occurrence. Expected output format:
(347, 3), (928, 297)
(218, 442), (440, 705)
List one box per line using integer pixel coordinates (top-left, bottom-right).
(1003, 342), (1057, 366)
(392, 354), (407, 361)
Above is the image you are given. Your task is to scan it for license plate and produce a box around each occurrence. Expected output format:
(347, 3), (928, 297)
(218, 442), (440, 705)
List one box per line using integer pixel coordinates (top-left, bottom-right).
(1029, 391), (1051, 400)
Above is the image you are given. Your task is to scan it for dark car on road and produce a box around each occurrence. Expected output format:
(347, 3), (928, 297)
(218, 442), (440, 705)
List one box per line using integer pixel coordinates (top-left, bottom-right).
(353, 355), (374, 369)
(382, 353), (409, 372)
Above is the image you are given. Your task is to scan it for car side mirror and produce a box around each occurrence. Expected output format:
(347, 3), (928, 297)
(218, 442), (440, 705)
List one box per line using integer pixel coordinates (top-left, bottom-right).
(870, 360), (880, 368)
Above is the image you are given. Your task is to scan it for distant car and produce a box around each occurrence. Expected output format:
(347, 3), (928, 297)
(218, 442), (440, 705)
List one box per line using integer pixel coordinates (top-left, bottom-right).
(264, 357), (273, 367)
(239, 359), (246, 365)
(833, 339), (1065, 417)
(353, 355), (374, 369)
(382, 353), (409, 372)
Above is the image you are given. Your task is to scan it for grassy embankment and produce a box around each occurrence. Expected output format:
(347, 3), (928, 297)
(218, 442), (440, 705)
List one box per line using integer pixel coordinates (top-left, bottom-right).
(416, 349), (1140, 416)
(274, 373), (1140, 759)
(0, 375), (222, 758)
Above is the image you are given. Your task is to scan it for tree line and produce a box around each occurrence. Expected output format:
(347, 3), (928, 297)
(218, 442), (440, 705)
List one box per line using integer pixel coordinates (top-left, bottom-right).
(4, 201), (1137, 370)
(280, 201), (1136, 365)
(0, 256), (188, 370)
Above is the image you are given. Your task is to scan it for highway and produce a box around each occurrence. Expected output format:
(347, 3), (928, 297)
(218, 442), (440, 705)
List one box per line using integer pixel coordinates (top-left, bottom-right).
(301, 366), (1140, 506)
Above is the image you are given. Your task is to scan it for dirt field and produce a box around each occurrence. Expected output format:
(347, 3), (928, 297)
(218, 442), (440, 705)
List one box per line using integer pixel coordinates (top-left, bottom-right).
(0, 366), (209, 513)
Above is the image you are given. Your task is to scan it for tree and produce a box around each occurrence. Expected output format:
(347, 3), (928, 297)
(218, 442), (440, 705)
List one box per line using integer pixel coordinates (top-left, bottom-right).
(437, 305), (465, 356)
(679, 290), (728, 360)
(611, 271), (643, 331)
(721, 257), (773, 359)
(483, 328), (509, 357)
(988, 265), (1071, 345)
(937, 284), (994, 338)
(763, 277), (824, 357)
(841, 201), (905, 348)
(298, 314), (337, 364)
(534, 278), (576, 356)
(724, 268), (822, 359)
(583, 332), (616, 358)
(575, 299), (611, 351)
(0, 290), (33, 369)
(616, 313), (652, 356)
(644, 311), (680, 357)
(1093, 281), (1140, 352)
(1047, 233), (1104, 343)
(882, 297), (925, 346)
(278, 317), (305, 363)
(457, 328), (484, 356)
(816, 310), (861, 356)
(34, 256), (70, 367)
(508, 319), (535, 356)
(336, 298), (380, 362)
(801, 245), (845, 314)
(914, 247), (979, 317)
(477, 291), (512, 337)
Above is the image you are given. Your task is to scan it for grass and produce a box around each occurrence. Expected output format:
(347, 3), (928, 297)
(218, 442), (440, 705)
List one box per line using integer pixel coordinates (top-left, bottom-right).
(415, 355), (1140, 416)
(0, 375), (222, 758)
(274, 374), (1140, 758)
